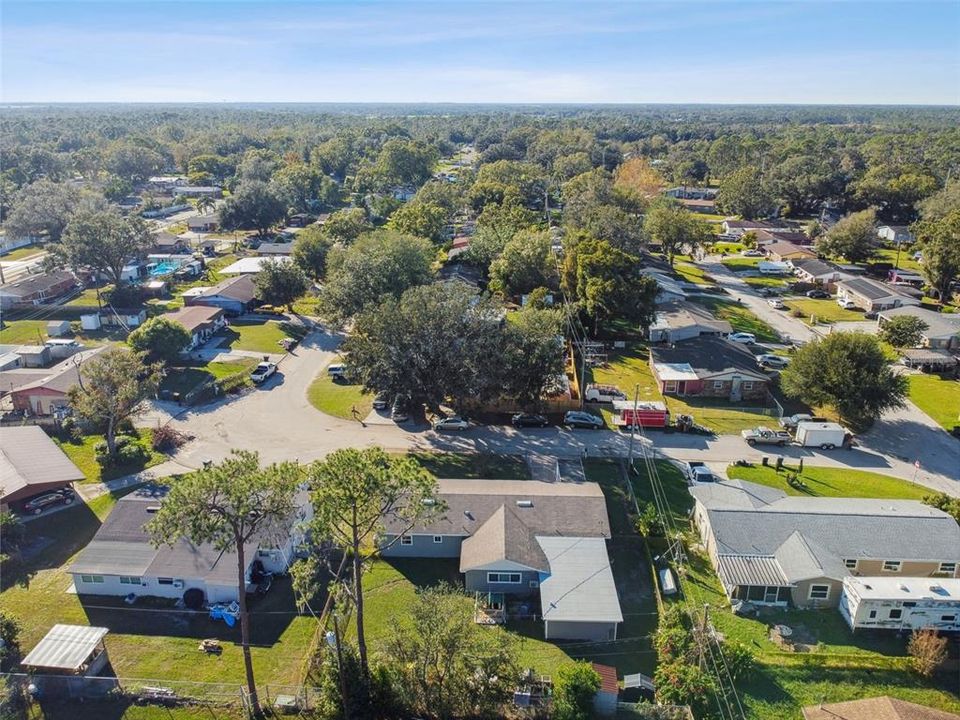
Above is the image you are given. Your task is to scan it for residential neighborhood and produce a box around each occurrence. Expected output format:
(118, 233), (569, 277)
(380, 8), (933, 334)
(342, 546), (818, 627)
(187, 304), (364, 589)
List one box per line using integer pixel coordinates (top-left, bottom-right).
(0, 4), (959, 719)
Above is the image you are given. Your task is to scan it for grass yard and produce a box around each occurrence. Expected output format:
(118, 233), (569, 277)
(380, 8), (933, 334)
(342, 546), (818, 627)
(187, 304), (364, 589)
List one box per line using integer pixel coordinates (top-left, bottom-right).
(160, 358), (257, 396)
(873, 247), (923, 274)
(664, 396), (779, 434)
(673, 261), (714, 285)
(406, 451), (530, 480)
(726, 463), (931, 500)
(1, 244), (44, 261)
(783, 297), (865, 325)
(24, 703), (246, 720)
(721, 256), (762, 272)
(54, 430), (167, 483)
(306, 365), (372, 420)
(688, 296), (781, 342)
(0, 319), (48, 345)
(631, 461), (960, 719)
(215, 320), (288, 354)
(906, 373), (960, 431)
(742, 275), (789, 289)
(711, 241), (746, 254)
(64, 285), (111, 307)
(0, 486), (319, 692)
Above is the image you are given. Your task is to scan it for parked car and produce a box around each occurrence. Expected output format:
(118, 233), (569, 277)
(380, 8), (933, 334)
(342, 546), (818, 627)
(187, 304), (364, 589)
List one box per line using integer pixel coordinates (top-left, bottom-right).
(391, 399), (410, 423)
(433, 416), (469, 431)
(837, 299), (857, 310)
(22, 488), (75, 515)
(741, 427), (792, 446)
(741, 249), (764, 257)
(757, 355), (790, 371)
(728, 332), (757, 344)
(511, 413), (549, 428)
(686, 461), (717, 484)
(563, 411), (604, 429)
(372, 393), (389, 410)
(250, 361), (277, 383)
(327, 363), (347, 379)
(759, 287), (781, 297)
(779, 413), (817, 430)
(584, 384), (627, 403)
(767, 298), (786, 309)
(806, 289), (830, 299)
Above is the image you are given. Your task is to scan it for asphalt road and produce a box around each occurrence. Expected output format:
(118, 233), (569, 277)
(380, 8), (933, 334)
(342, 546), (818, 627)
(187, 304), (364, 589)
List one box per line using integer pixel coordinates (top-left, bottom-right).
(126, 329), (958, 498)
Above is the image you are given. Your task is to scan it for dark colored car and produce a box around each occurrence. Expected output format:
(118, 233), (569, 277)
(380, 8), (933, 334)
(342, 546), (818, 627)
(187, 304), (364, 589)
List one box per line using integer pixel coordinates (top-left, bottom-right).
(805, 289), (830, 299)
(22, 488), (75, 515)
(511, 413), (549, 428)
(372, 393), (389, 410)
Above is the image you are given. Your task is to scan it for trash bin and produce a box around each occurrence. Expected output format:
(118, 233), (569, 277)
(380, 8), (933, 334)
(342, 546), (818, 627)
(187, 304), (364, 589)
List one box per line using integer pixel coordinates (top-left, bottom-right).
(761, 456), (769, 466)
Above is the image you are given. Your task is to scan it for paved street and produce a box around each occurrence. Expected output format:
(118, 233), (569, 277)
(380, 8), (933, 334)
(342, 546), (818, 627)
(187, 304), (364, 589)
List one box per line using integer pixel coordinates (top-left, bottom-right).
(116, 329), (959, 499)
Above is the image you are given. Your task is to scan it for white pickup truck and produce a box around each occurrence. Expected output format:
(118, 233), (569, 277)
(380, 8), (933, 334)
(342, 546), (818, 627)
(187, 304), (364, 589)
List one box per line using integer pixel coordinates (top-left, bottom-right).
(584, 383), (627, 403)
(685, 461), (717, 484)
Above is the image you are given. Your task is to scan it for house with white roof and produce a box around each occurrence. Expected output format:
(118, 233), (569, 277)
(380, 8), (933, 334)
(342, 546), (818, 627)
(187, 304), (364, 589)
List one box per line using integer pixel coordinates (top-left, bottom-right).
(648, 300), (732, 343)
(689, 480), (960, 608)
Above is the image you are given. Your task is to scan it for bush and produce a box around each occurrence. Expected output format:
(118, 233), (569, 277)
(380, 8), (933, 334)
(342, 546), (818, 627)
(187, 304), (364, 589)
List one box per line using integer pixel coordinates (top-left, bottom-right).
(791, 308), (805, 318)
(151, 425), (188, 452)
(96, 438), (148, 468)
(553, 661), (601, 720)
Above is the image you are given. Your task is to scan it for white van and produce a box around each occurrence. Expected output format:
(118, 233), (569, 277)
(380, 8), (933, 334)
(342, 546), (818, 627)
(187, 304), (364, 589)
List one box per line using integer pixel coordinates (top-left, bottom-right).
(327, 363), (346, 379)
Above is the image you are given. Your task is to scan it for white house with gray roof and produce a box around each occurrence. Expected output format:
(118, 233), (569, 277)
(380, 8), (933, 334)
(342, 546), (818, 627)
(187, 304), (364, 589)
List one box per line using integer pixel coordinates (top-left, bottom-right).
(689, 480), (960, 608)
(380, 478), (623, 641)
(836, 277), (921, 313)
(877, 306), (960, 351)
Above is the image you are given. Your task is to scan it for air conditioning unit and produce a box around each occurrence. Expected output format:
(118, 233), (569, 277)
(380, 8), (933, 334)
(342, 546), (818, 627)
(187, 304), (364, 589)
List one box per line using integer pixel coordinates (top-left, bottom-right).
(173, 580), (184, 589)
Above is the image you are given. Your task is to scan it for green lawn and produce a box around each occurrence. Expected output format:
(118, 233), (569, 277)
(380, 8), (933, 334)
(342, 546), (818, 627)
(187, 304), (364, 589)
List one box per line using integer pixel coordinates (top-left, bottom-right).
(54, 430), (167, 483)
(631, 461), (960, 719)
(215, 320), (288, 353)
(406, 451), (530, 480)
(906, 373), (960, 431)
(664, 396), (778, 434)
(726, 463), (931, 500)
(783, 298), (865, 325)
(25, 703), (246, 720)
(742, 275), (789, 288)
(688, 296), (780, 342)
(306, 366), (372, 420)
(0, 486), (319, 691)
(0, 319), (49, 345)
(64, 285), (111, 307)
(1, 244), (43, 261)
(711, 241), (746, 254)
(160, 358), (257, 396)
(673, 262), (714, 285)
(721, 256), (762, 272)
(873, 247), (923, 273)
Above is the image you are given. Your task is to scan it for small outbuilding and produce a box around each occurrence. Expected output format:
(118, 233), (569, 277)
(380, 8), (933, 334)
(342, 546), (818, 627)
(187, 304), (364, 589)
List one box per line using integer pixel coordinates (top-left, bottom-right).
(46, 320), (72, 338)
(591, 663), (620, 716)
(22, 624), (110, 676)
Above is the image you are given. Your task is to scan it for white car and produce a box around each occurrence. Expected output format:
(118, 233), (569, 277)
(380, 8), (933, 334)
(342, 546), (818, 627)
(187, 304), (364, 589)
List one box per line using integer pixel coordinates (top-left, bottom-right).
(837, 299), (857, 310)
(250, 362), (277, 383)
(728, 332), (757, 344)
(741, 249), (763, 257)
(756, 354), (790, 369)
(767, 298), (786, 309)
(433, 416), (469, 431)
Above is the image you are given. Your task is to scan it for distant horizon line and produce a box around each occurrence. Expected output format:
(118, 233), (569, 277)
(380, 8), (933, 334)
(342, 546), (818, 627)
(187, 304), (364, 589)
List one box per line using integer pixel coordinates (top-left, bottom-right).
(2, 100), (959, 108)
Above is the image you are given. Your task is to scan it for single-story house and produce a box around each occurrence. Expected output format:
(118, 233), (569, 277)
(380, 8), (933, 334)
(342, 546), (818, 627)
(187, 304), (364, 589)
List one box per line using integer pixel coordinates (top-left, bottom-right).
(638, 269), (687, 304)
(677, 198), (716, 214)
(184, 274), (258, 315)
(792, 258), (847, 286)
(899, 348), (958, 372)
(0, 426), (85, 508)
(287, 213), (314, 228)
(649, 336), (770, 401)
(753, 229), (813, 247)
(164, 306), (226, 350)
(648, 300), (732, 343)
(186, 214), (219, 233)
(664, 186), (718, 200)
(147, 175), (187, 191)
(877, 306), (960, 350)
(380, 478), (623, 642)
(172, 186), (223, 198)
(152, 232), (187, 253)
(10, 363), (80, 415)
(15, 345), (52, 368)
(837, 278), (922, 312)
(220, 256), (291, 275)
(877, 225), (914, 245)
(721, 220), (793, 238)
(689, 479), (960, 608)
(0, 271), (78, 309)
(68, 484), (311, 605)
(764, 241), (817, 263)
(839, 576), (960, 633)
(802, 696), (960, 720)
(256, 242), (294, 257)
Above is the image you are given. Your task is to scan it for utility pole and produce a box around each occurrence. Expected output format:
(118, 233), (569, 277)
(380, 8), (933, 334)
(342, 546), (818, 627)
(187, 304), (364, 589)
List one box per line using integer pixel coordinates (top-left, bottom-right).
(579, 341), (587, 410)
(625, 383), (640, 475)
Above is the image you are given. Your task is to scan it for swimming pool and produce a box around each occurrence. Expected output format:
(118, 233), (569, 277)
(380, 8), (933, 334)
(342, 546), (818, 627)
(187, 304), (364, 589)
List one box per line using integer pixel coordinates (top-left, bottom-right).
(150, 261), (181, 276)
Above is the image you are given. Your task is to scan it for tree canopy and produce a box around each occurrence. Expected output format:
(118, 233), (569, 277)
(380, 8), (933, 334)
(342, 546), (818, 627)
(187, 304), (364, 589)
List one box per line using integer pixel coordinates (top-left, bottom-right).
(816, 208), (879, 263)
(127, 316), (192, 364)
(218, 181), (286, 236)
(53, 208), (153, 286)
(254, 258), (309, 310)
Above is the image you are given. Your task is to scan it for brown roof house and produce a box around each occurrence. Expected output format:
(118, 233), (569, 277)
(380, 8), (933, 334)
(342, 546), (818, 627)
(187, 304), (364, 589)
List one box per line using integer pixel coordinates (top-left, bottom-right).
(764, 241), (817, 263)
(0, 271), (78, 310)
(380, 478), (623, 642)
(163, 306), (226, 350)
(183, 275), (258, 316)
(803, 697), (960, 720)
(649, 336), (770, 401)
(0, 426), (85, 507)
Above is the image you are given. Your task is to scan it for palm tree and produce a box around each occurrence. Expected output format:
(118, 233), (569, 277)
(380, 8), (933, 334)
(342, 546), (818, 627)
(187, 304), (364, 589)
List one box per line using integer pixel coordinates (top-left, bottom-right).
(196, 195), (216, 216)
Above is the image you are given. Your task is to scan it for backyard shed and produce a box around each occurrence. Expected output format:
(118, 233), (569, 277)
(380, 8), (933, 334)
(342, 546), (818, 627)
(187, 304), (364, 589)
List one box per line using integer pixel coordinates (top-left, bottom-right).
(22, 624), (110, 676)
(591, 663), (619, 716)
(46, 320), (72, 337)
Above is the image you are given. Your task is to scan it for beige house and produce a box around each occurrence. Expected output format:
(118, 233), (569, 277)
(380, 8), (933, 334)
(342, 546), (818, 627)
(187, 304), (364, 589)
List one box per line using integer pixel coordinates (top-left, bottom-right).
(689, 480), (960, 608)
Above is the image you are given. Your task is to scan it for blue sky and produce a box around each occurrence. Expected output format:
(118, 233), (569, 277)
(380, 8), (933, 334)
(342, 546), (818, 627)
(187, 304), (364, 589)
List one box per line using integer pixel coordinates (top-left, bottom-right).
(2, 1), (958, 104)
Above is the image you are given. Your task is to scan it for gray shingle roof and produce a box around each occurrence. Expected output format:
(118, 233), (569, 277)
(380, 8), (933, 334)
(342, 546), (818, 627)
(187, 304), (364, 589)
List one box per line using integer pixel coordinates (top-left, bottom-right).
(196, 274), (257, 303)
(460, 504), (550, 572)
(649, 335), (769, 382)
(839, 277), (910, 301)
(792, 258), (841, 278)
(879, 306), (960, 339)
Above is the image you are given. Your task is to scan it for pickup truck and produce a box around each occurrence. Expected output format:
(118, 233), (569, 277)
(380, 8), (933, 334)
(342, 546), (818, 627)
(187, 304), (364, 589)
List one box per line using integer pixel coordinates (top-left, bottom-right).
(584, 383), (627, 403)
(685, 461), (717, 484)
(741, 427), (792, 446)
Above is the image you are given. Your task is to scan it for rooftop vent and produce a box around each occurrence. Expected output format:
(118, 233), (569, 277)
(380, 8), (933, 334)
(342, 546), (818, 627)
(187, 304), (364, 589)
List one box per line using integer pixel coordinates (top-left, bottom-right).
(898, 583), (909, 592)
(464, 510), (474, 521)
(146, 506), (161, 513)
(516, 500), (533, 508)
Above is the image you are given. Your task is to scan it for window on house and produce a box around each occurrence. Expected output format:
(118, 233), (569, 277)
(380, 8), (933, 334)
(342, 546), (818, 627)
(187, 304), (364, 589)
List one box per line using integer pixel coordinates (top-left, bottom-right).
(158, 577), (174, 585)
(903, 601), (917, 608)
(664, 381), (677, 393)
(713, 381), (724, 390)
(844, 559), (858, 570)
(941, 615), (956, 622)
(433, 536), (443, 544)
(868, 610), (877, 619)
(889, 609), (903, 620)
(80, 575), (104, 584)
(939, 562), (956, 574)
(882, 560), (901, 572)
(808, 584), (830, 600)
(487, 572), (521, 584)
(742, 382), (754, 390)
(400, 536), (413, 546)
(119, 576), (141, 585)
